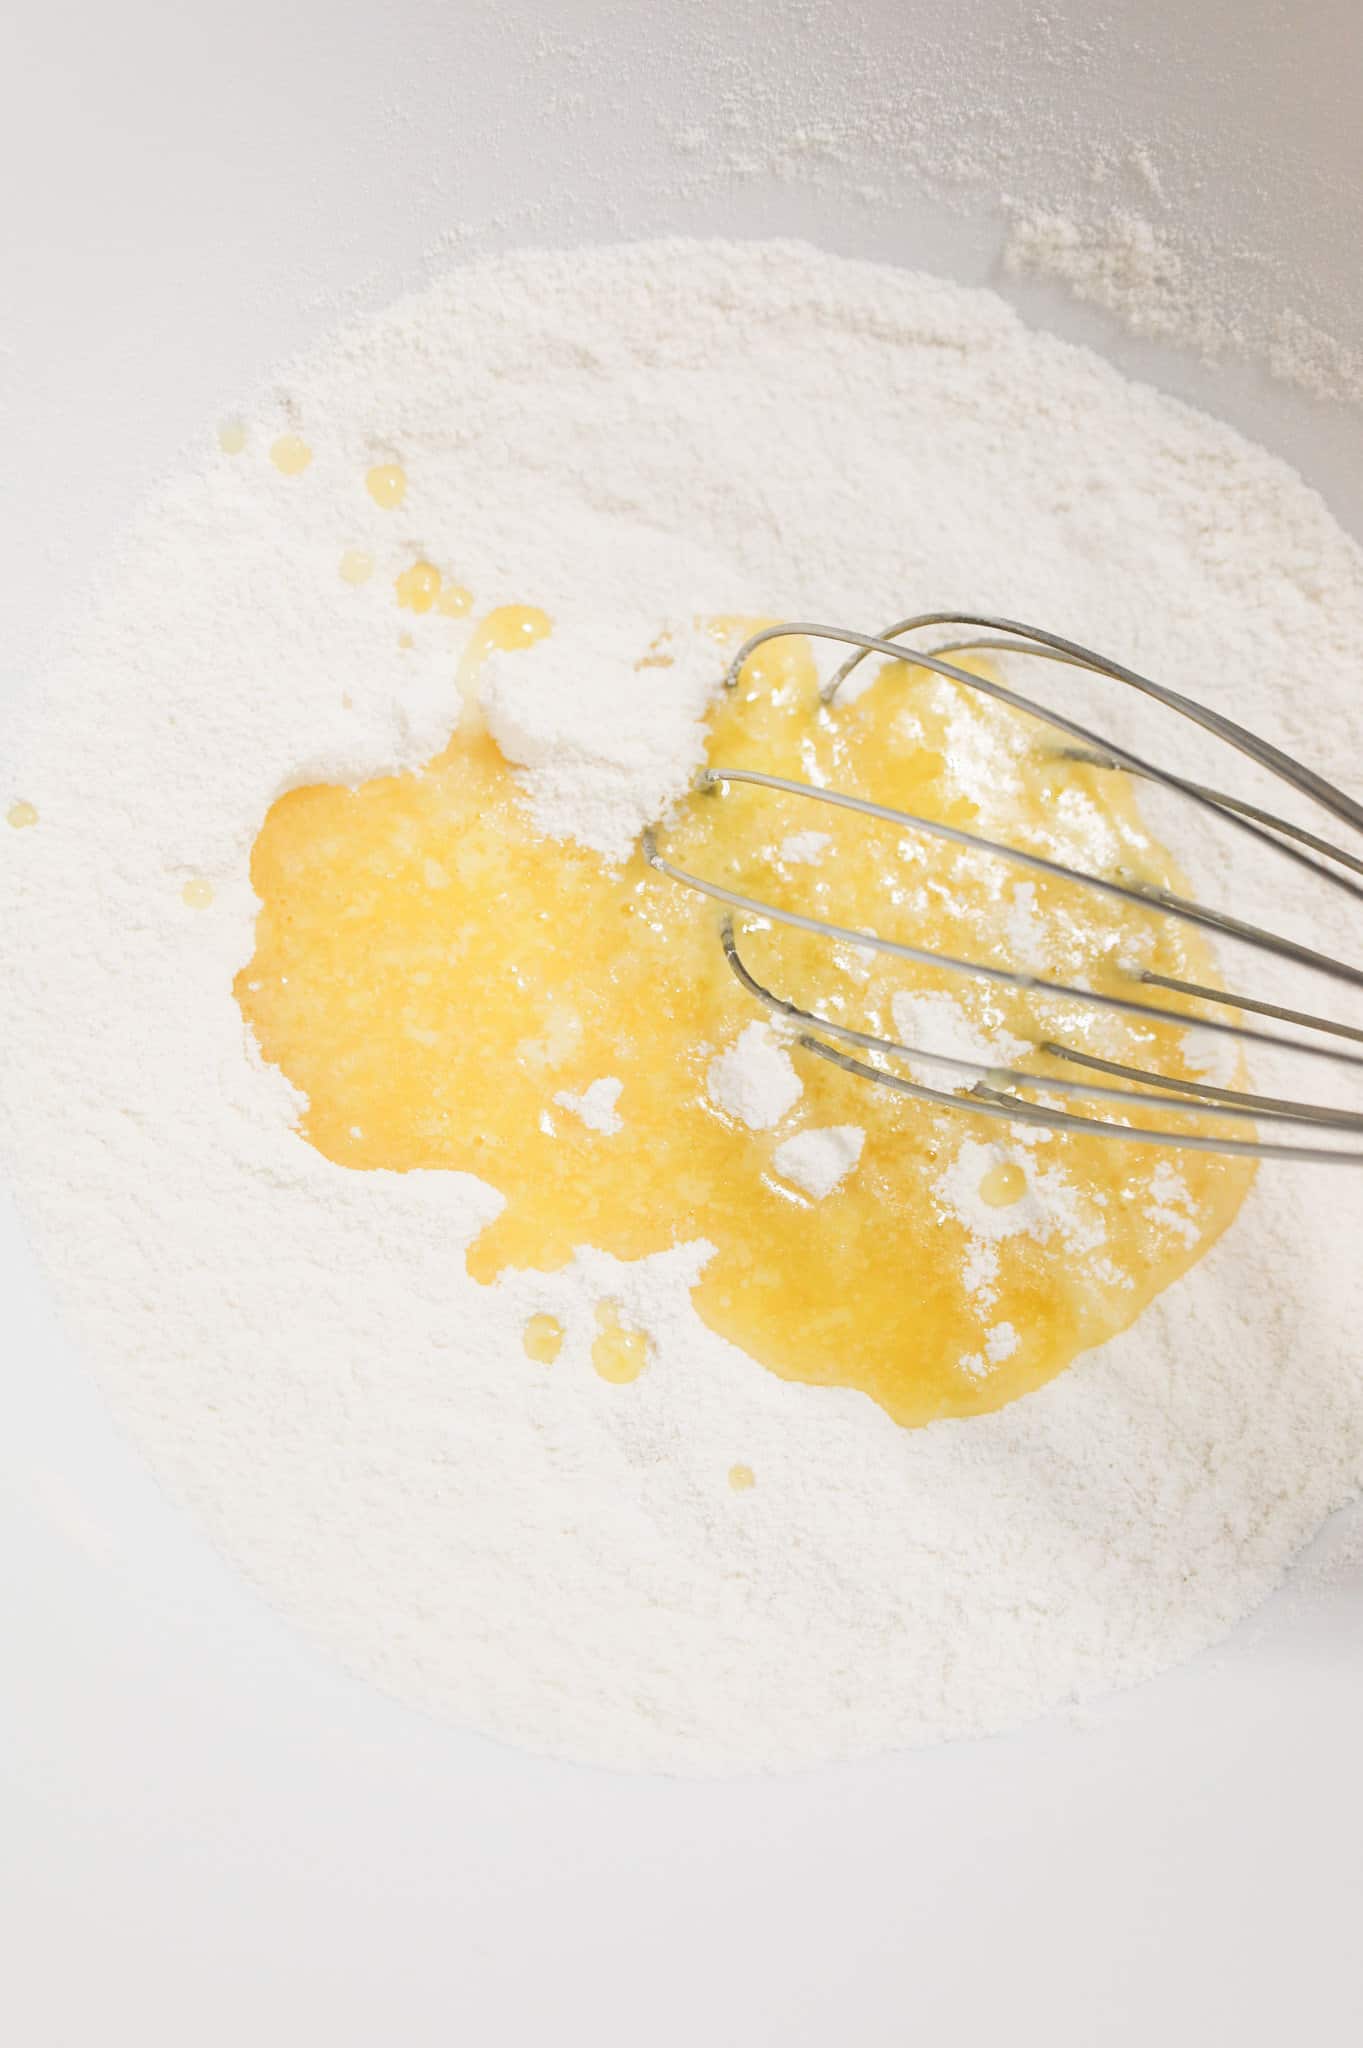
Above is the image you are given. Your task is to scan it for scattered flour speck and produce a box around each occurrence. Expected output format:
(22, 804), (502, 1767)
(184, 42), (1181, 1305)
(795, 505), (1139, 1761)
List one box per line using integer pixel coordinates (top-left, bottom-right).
(779, 830), (832, 865)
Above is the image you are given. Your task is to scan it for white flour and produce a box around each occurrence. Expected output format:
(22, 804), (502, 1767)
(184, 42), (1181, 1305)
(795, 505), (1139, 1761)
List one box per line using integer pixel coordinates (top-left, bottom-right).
(482, 618), (719, 861)
(771, 1124), (864, 1202)
(707, 1023), (803, 1131)
(1003, 206), (1363, 405)
(554, 1078), (625, 1137)
(3, 238), (1363, 1775)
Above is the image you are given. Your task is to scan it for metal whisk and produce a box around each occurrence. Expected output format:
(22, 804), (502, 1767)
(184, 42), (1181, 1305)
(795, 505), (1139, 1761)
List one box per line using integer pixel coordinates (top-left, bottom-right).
(642, 615), (1363, 1163)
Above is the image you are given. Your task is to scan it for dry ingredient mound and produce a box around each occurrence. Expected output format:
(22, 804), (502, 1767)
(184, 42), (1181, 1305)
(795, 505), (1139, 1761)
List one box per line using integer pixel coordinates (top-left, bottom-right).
(3, 238), (1363, 1774)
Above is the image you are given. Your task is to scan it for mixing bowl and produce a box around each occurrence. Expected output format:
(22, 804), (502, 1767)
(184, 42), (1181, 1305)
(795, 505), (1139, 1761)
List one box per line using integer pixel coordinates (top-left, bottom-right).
(4, 3), (1362, 2040)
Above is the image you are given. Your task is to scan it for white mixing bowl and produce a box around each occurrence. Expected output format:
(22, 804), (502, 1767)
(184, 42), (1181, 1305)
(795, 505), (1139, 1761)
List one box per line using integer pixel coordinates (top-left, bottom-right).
(3, 4), (1361, 2041)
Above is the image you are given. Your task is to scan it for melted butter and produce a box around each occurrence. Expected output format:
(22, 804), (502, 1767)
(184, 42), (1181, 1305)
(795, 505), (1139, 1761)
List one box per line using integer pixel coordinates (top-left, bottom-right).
(270, 435), (312, 477)
(470, 604), (552, 658)
(217, 420), (247, 455)
(523, 1312), (564, 1364)
(728, 1463), (756, 1492)
(591, 1302), (650, 1383)
(339, 548), (374, 586)
(237, 614), (1255, 1426)
(437, 582), (474, 618)
(366, 463), (407, 508)
(182, 877), (214, 909)
(396, 560), (443, 613)
(7, 801), (38, 829)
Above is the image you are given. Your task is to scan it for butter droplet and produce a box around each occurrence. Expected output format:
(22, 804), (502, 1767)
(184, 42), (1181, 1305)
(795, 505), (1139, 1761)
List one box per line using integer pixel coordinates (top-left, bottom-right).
(979, 1160), (1026, 1208)
(728, 1463), (756, 1492)
(7, 801), (38, 829)
(523, 1313), (564, 1365)
(217, 419), (247, 455)
(182, 877), (214, 909)
(482, 603), (552, 652)
(270, 434), (312, 476)
(366, 463), (407, 508)
(395, 560), (442, 614)
(591, 1301), (649, 1384)
(339, 548), (374, 585)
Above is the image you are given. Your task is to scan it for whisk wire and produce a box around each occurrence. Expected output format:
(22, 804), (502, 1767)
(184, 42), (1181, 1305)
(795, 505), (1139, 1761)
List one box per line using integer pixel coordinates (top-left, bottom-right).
(697, 763), (1363, 992)
(717, 920), (1363, 1142)
(642, 617), (1363, 1162)
(729, 619), (1363, 904)
(642, 830), (1363, 1074)
(817, 613), (1363, 838)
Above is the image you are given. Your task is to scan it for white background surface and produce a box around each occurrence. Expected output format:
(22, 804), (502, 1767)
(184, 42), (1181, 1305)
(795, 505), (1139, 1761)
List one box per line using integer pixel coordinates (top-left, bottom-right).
(3, 3), (1363, 2041)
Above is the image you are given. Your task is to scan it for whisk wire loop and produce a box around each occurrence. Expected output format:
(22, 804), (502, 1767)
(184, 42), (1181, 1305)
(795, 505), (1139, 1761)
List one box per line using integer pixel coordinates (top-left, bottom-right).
(643, 618), (1363, 1162)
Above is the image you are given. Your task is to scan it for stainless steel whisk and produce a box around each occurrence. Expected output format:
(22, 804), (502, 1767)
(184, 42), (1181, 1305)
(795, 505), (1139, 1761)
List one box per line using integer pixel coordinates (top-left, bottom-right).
(643, 615), (1363, 1162)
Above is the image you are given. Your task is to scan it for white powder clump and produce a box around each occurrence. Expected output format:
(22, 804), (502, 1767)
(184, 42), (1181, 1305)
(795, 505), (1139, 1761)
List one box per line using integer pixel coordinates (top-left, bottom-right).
(3, 240), (1363, 1776)
(1144, 1161), (1201, 1250)
(937, 1143), (1038, 1243)
(959, 1321), (1021, 1381)
(779, 830), (831, 865)
(706, 1022), (802, 1130)
(1003, 203), (1363, 407)
(1000, 882), (1051, 976)
(891, 990), (1027, 1085)
(932, 685), (1029, 826)
(1004, 209), (1195, 343)
(482, 618), (718, 863)
(938, 1141), (1107, 1259)
(554, 1077), (624, 1136)
(1181, 1025), (1240, 1089)
(962, 1237), (1001, 1310)
(772, 1124), (864, 1200)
